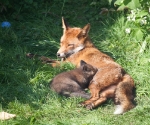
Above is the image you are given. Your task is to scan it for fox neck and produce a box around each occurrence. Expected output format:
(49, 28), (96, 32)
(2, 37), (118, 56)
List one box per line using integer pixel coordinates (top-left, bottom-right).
(83, 37), (95, 48)
(73, 37), (94, 54)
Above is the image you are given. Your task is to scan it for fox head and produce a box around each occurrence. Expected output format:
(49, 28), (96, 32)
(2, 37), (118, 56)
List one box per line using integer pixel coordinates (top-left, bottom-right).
(57, 17), (91, 58)
(79, 60), (98, 79)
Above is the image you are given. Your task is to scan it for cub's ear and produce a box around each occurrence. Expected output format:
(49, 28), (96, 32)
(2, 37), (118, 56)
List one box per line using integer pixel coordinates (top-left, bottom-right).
(62, 17), (69, 33)
(80, 60), (87, 67)
(82, 65), (89, 72)
(77, 23), (90, 39)
(80, 60), (90, 71)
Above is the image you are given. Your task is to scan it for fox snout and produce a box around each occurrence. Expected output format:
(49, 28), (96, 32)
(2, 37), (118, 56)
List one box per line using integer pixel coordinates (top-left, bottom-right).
(57, 52), (66, 58)
(57, 52), (61, 57)
(57, 48), (65, 58)
(57, 49), (74, 58)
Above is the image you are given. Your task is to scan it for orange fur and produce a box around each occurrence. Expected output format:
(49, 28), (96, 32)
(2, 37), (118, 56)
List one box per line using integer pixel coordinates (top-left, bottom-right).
(39, 17), (135, 114)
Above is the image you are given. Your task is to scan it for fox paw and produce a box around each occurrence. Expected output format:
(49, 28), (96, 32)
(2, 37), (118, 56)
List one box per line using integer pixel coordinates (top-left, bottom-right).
(86, 103), (94, 110)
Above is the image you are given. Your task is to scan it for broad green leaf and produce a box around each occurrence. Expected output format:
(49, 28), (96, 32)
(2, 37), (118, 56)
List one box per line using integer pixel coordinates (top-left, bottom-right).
(114, 0), (124, 6)
(115, 0), (141, 10)
(124, 0), (141, 9)
(136, 11), (148, 18)
(117, 4), (126, 11)
(134, 29), (143, 40)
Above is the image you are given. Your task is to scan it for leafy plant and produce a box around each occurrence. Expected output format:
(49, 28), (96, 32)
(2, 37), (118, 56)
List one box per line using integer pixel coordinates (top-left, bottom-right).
(115, 0), (150, 40)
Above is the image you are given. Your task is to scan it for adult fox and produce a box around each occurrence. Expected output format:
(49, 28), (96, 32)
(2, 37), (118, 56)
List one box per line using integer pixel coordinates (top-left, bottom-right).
(28, 17), (135, 114)
(56, 17), (135, 115)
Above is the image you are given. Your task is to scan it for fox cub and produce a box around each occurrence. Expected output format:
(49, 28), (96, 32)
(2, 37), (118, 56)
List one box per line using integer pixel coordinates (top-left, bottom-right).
(50, 60), (98, 99)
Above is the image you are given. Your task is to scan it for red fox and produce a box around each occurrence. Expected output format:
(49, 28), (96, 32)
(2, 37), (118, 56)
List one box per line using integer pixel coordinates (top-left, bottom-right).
(50, 60), (98, 99)
(27, 17), (136, 114)
(56, 17), (135, 115)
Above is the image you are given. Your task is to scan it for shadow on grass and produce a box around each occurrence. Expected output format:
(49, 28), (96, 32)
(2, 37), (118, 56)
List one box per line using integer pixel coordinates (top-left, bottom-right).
(0, 41), (53, 109)
(0, 0), (121, 111)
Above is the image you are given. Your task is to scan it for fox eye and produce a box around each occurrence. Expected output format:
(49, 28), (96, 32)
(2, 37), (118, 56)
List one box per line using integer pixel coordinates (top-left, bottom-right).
(68, 44), (74, 46)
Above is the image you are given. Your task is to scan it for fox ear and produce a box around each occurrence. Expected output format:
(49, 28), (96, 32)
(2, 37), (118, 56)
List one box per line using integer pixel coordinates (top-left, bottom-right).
(62, 17), (69, 32)
(82, 23), (90, 34)
(80, 60), (87, 66)
(77, 23), (90, 39)
(80, 60), (91, 72)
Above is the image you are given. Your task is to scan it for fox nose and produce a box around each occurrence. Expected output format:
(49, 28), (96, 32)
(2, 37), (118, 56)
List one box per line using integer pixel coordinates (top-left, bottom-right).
(57, 53), (60, 57)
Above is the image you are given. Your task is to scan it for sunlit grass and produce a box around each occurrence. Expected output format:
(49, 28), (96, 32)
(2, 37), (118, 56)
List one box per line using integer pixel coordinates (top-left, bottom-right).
(0, 2), (150, 125)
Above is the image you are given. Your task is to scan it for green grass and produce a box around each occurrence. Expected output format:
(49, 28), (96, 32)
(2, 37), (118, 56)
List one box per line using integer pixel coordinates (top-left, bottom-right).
(0, 1), (150, 125)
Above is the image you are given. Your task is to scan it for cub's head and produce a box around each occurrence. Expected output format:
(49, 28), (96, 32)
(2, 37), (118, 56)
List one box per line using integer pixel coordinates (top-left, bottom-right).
(79, 60), (98, 79)
(57, 17), (91, 58)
